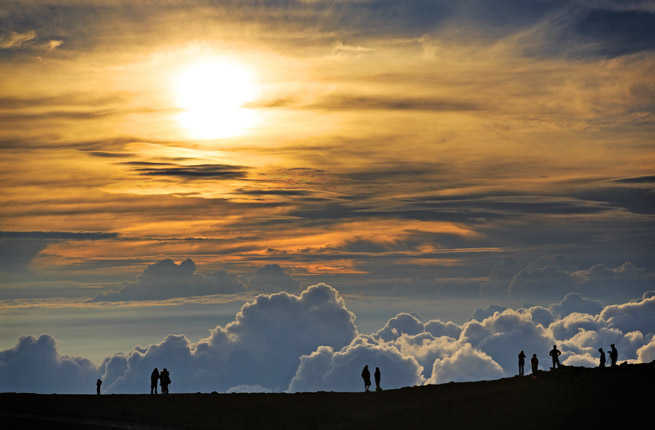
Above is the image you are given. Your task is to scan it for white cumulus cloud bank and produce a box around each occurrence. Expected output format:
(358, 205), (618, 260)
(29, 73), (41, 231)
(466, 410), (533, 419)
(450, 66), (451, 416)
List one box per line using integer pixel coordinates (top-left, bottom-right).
(2, 287), (655, 394)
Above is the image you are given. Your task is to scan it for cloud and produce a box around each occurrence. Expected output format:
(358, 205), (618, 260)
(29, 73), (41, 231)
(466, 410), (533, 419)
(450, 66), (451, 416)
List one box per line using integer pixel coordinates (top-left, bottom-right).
(599, 295), (655, 335)
(563, 353), (597, 367)
(101, 283), (357, 392)
(288, 336), (424, 392)
(508, 263), (575, 300)
(549, 312), (604, 340)
(636, 336), (655, 363)
(551, 293), (603, 317)
(0, 335), (98, 394)
(93, 258), (245, 301)
(0, 30), (36, 49)
(245, 264), (300, 293)
(133, 164), (248, 180)
(428, 343), (504, 384)
(460, 309), (555, 374)
(3, 288), (655, 393)
(375, 313), (426, 342)
(472, 305), (508, 321)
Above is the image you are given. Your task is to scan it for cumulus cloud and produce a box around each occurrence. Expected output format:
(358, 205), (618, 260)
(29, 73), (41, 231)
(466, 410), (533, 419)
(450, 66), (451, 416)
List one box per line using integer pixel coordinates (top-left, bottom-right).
(636, 336), (655, 363)
(288, 336), (423, 392)
(460, 309), (555, 374)
(93, 258), (245, 301)
(375, 313), (426, 341)
(101, 283), (357, 393)
(0, 335), (98, 394)
(599, 295), (655, 335)
(551, 293), (603, 317)
(428, 343), (504, 384)
(472, 304), (507, 321)
(3, 285), (655, 394)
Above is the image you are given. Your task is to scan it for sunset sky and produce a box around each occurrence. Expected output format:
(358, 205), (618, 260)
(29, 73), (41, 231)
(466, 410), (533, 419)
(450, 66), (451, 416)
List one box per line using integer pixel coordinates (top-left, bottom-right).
(1, 1), (654, 392)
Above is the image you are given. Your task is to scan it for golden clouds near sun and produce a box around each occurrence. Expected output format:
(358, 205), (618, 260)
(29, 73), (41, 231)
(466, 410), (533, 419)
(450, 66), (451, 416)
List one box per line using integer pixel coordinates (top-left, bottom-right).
(174, 58), (259, 139)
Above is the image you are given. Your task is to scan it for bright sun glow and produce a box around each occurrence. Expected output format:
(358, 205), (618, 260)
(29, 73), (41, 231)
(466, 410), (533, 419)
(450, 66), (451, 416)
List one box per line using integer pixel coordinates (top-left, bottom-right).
(174, 58), (259, 139)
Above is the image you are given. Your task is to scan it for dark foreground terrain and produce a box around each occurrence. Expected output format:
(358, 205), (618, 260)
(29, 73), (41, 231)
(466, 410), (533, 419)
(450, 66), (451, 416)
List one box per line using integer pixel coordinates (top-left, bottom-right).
(2, 363), (653, 429)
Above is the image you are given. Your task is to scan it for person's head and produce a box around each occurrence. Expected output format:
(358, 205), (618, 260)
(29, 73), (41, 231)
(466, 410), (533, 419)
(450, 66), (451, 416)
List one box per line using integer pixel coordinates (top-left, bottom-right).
(599, 348), (603, 352)
(533, 354), (537, 357)
(520, 350), (524, 353)
(611, 344), (615, 348)
(553, 345), (557, 349)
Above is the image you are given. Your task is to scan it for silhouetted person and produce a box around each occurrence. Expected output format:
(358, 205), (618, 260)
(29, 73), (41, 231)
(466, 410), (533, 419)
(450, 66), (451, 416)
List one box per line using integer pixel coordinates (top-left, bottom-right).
(361, 365), (371, 392)
(151, 368), (160, 394)
(549, 345), (561, 369)
(96, 378), (102, 395)
(518, 350), (526, 376)
(374, 367), (381, 392)
(531, 354), (539, 375)
(160, 368), (171, 394)
(599, 348), (606, 368)
(609, 344), (618, 367)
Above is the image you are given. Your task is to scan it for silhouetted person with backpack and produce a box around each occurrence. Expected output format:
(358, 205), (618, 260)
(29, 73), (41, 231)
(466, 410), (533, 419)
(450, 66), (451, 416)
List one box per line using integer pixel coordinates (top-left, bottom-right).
(531, 354), (539, 375)
(549, 345), (561, 369)
(96, 378), (102, 395)
(160, 368), (171, 394)
(374, 367), (381, 392)
(518, 350), (526, 376)
(151, 368), (160, 394)
(361, 365), (371, 392)
(609, 344), (618, 367)
(599, 348), (606, 368)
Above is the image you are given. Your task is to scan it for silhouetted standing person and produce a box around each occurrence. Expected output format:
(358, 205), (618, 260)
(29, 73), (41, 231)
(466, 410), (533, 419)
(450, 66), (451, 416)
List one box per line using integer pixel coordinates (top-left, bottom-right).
(96, 378), (102, 395)
(151, 368), (160, 394)
(160, 368), (171, 394)
(549, 345), (561, 369)
(361, 365), (371, 392)
(531, 354), (539, 375)
(609, 344), (618, 367)
(374, 367), (381, 392)
(518, 350), (526, 376)
(598, 348), (606, 368)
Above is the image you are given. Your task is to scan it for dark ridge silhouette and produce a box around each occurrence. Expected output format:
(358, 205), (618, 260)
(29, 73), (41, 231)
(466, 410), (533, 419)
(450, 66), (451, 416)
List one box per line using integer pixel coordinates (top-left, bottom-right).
(1, 363), (653, 430)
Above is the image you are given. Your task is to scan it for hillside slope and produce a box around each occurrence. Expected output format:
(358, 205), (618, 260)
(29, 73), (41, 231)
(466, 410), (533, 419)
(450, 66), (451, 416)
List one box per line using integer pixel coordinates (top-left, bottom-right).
(2, 363), (653, 429)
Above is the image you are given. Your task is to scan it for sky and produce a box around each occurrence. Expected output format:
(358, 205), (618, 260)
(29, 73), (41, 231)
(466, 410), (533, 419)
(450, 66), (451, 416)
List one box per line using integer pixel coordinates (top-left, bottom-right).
(1, 1), (655, 393)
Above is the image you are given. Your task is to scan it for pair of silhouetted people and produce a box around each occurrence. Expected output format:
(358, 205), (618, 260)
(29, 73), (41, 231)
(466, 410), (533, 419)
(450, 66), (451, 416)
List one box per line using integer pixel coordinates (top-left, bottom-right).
(151, 367), (171, 394)
(96, 378), (102, 395)
(549, 345), (562, 369)
(361, 365), (382, 392)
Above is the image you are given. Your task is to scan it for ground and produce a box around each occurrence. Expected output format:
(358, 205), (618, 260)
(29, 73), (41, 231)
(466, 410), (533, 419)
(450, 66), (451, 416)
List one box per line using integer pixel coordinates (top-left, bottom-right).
(1, 363), (653, 429)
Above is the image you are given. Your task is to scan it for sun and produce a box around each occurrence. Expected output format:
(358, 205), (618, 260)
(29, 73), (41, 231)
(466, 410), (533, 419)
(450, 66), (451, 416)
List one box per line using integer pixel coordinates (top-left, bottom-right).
(173, 58), (259, 139)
